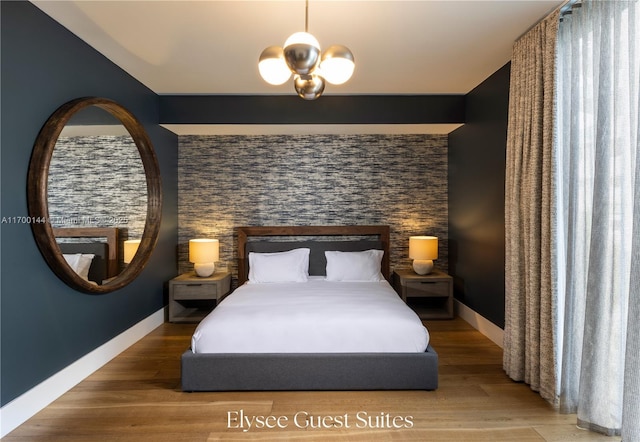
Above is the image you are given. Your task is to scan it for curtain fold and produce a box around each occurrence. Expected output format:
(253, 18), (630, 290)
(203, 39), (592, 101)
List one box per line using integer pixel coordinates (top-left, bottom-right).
(624, 119), (640, 441)
(555, 0), (639, 436)
(505, 1), (639, 436)
(503, 9), (559, 404)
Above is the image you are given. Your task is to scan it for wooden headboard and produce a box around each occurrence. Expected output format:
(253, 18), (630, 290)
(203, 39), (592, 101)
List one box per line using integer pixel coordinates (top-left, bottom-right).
(53, 227), (119, 279)
(237, 225), (390, 285)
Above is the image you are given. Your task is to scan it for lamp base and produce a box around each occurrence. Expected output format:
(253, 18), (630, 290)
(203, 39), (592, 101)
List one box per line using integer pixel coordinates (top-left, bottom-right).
(194, 262), (215, 277)
(412, 259), (434, 275)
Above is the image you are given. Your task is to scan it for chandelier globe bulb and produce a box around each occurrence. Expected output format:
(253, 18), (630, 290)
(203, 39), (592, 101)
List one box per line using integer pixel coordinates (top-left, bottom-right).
(283, 32), (321, 75)
(294, 74), (325, 100)
(258, 46), (291, 85)
(319, 45), (355, 85)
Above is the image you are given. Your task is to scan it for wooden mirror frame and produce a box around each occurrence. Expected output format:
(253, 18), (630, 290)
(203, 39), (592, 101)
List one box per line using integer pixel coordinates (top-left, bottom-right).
(27, 97), (162, 294)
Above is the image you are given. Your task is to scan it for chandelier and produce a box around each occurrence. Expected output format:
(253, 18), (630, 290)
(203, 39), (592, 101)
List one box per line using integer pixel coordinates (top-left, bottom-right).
(258, 0), (355, 100)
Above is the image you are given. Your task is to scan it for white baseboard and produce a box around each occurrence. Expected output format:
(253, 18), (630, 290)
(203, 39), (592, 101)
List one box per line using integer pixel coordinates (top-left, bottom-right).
(455, 300), (504, 348)
(0, 308), (165, 438)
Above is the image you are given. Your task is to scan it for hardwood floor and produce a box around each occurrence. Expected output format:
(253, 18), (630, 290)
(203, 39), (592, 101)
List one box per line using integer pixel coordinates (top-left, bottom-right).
(4, 318), (618, 441)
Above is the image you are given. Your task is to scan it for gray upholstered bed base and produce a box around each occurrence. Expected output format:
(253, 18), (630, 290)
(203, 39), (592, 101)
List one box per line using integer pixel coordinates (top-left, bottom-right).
(181, 345), (438, 391)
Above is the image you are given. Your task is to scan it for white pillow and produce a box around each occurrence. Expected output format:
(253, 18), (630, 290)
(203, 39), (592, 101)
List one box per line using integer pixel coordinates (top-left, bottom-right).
(63, 253), (80, 272)
(63, 253), (95, 281)
(325, 249), (385, 282)
(75, 254), (95, 280)
(248, 248), (310, 283)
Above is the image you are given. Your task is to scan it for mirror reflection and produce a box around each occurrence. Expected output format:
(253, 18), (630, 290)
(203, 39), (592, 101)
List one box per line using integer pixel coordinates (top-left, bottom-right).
(47, 107), (147, 284)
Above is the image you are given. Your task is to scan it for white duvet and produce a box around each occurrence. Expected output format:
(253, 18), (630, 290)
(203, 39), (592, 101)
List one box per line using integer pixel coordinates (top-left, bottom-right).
(191, 277), (429, 353)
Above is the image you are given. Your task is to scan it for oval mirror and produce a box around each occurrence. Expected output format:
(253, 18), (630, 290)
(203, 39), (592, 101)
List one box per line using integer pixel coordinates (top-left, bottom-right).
(27, 97), (162, 294)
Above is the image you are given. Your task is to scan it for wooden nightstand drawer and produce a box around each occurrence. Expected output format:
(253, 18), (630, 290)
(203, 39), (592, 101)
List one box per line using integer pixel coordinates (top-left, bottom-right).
(173, 283), (217, 300)
(168, 272), (231, 323)
(393, 269), (454, 319)
(405, 280), (450, 298)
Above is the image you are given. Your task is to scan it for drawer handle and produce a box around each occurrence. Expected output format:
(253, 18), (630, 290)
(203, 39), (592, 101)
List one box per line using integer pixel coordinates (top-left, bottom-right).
(186, 283), (203, 287)
(419, 281), (437, 284)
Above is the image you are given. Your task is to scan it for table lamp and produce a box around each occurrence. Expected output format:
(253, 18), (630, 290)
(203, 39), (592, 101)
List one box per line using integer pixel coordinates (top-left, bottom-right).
(189, 239), (219, 277)
(123, 239), (141, 264)
(409, 236), (438, 275)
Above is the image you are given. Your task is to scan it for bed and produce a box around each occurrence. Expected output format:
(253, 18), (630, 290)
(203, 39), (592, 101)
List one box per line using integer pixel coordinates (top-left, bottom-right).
(181, 225), (438, 391)
(53, 227), (119, 285)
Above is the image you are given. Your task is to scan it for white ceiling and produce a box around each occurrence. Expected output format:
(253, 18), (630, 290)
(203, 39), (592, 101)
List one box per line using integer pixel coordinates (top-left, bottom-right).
(31, 0), (562, 133)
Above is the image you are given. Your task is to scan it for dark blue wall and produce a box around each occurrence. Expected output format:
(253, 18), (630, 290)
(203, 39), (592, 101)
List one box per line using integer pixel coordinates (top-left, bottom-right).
(448, 63), (510, 328)
(159, 95), (465, 124)
(0, 1), (178, 405)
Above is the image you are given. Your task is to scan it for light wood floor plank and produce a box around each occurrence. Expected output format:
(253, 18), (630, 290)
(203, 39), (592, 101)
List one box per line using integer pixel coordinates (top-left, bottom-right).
(3, 318), (619, 441)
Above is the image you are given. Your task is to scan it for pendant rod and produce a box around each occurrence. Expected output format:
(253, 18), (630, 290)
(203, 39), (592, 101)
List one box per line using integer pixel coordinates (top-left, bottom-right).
(305, 0), (309, 32)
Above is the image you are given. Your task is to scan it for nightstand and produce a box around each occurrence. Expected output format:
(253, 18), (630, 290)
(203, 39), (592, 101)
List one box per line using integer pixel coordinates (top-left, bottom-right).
(168, 271), (231, 323)
(393, 269), (454, 319)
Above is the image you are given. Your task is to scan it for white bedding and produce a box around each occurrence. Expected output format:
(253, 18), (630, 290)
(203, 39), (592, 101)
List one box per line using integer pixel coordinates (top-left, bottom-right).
(191, 277), (429, 353)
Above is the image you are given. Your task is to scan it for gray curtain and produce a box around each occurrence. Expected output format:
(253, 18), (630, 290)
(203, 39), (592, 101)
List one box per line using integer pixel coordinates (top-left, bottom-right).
(503, 9), (560, 405)
(556, 0), (639, 437)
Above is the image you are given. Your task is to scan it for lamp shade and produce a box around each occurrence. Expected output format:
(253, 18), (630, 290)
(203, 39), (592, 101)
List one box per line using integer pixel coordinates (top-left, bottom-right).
(189, 239), (219, 263)
(123, 239), (141, 264)
(409, 236), (438, 260)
